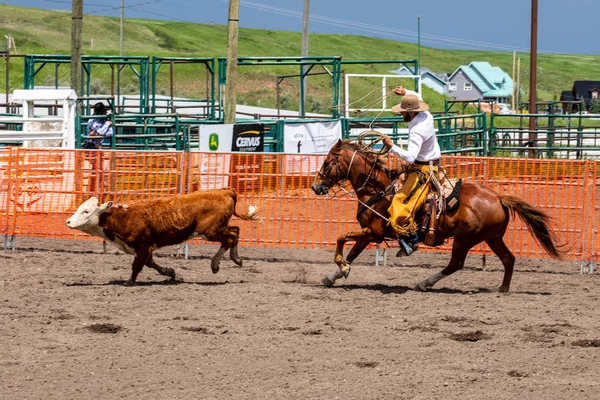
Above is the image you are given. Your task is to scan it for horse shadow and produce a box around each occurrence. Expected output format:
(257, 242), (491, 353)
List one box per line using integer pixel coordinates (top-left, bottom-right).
(324, 283), (552, 296)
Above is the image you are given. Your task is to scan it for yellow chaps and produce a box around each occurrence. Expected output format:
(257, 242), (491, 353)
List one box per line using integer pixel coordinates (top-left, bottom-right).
(388, 164), (439, 237)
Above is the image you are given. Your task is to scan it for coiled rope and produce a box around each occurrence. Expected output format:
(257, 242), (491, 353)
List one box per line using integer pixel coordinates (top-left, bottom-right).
(356, 129), (403, 156)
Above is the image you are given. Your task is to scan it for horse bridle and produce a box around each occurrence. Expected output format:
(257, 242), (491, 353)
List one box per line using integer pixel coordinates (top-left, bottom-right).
(318, 148), (386, 194)
(317, 151), (345, 187)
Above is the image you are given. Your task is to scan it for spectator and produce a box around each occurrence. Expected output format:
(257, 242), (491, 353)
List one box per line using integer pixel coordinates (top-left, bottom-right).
(84, 102), (113, 149)
(84, 102), (113, 193)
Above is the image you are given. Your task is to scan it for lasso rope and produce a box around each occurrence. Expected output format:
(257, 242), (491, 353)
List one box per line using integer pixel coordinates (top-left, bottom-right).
(331, 84), (400, 123)
(356, 130), (403, 156)
(330, 85), (396, 111)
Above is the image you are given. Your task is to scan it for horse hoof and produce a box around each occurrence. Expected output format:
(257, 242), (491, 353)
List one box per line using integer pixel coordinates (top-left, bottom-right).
(414, 281), (429, 292)
(231, 257), (243, 267)
(322, 277), (334, 287)
(342, 267), (351, 279)
(498, 286), (510, 293)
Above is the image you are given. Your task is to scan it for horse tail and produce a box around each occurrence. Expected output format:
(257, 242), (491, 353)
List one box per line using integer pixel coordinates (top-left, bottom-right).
(500, 195), (563, 259)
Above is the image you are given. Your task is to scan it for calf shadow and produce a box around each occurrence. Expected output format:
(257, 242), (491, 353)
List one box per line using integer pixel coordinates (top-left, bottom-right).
(66, 280), (230, 287)
(333, 283), (413, 295)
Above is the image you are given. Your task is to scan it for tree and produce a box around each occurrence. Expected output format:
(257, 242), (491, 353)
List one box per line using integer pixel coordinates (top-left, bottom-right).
(589, 99), (600, 114)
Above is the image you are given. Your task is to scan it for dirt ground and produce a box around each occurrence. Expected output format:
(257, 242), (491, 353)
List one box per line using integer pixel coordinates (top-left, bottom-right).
(1, 237), (599, 400)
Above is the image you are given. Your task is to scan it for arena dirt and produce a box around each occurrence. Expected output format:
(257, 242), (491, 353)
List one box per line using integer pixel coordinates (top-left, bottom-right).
(1, 237), (599, 399)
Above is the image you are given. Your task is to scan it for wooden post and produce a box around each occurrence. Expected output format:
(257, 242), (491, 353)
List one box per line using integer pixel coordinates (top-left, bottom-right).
(528, 0), (538, 145)
(71, 0), (83, 96)
(120, 0), (124, 56)
(301, 0), (310, 116)
(516, 58), (521, 112)
(224, 0), (239, 124)
(511, 51), (516, 111)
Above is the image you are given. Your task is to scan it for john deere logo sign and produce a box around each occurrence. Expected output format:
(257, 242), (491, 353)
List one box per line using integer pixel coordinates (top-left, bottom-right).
(208, 133), (219, 151)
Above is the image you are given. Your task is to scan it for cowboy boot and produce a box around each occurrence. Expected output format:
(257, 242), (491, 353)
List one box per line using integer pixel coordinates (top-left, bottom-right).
(396, 234), (420, 257)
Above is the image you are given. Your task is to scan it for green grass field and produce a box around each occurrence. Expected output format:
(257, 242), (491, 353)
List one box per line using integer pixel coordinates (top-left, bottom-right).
(1, 4), (599, 114)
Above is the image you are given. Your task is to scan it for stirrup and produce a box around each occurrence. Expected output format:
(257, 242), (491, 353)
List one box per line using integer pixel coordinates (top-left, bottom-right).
(397, 238), (417, 257)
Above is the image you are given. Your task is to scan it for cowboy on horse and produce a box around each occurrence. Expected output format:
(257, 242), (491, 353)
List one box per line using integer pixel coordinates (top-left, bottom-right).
(311, 86), (564, 291)
(382, 86), (441, 257)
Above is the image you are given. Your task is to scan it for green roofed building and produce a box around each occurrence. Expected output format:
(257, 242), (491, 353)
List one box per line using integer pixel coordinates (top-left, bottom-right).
(447, 61), (513, 103)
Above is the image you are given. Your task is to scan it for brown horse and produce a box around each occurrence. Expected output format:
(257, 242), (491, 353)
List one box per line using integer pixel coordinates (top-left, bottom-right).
(311, 139), (563, 292)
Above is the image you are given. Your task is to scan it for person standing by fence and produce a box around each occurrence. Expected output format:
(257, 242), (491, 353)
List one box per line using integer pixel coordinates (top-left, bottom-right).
(84, 102), (113, 193)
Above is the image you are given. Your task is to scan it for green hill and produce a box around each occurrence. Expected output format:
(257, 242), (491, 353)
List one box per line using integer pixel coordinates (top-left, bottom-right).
(1, 4), (599, 114)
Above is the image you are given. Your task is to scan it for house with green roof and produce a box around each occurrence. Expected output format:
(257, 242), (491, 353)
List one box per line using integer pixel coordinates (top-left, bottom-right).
(447, 62), (513, 103)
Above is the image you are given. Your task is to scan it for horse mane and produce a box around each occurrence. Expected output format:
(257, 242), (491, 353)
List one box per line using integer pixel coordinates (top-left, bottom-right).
(339, 139), (402, 181)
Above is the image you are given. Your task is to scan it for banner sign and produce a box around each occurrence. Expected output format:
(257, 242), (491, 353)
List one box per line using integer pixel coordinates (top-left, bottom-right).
(283, 154), (326, 176)
(199, 124), (234, 153)
(232, 124), (265, 153)
(283, 121), (342, 154)
(229, 153), (265, 193)
(197, 153), (231, 190)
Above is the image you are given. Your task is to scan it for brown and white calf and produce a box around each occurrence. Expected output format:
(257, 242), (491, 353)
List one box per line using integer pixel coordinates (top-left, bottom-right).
(66, 188), (259, 284)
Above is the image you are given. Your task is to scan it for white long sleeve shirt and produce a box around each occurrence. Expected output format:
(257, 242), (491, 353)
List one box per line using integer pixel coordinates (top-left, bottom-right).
(388, 89), (441, 163)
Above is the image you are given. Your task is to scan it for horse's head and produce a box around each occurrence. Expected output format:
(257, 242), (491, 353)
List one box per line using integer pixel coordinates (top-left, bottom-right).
(311, 139), (348, 196)
(312, 139), (396, 196)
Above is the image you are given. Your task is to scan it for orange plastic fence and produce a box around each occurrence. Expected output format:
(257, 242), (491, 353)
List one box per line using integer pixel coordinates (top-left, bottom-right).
(0, 147), (596, 262)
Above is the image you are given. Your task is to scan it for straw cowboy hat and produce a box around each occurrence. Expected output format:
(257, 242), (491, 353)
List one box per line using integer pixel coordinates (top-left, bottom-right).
(391, 95), (429, 114)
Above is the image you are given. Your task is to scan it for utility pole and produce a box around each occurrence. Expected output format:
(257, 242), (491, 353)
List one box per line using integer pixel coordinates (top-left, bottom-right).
(224, 0), (239, 124)
(511, 51), (516, 111)
(120, 0), (124, 56)
(528, 0), (538, 141)
(516, 57), (521, 111)
(71, 0), (83, 96)
(4, 35), (10, 107)
(301, 0), (310, 116)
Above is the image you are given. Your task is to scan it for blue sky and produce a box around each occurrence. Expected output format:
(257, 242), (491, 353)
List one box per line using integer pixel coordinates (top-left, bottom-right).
(3, 0), (599, 54)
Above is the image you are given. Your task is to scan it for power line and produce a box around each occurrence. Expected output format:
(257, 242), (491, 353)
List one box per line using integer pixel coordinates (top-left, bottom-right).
(131, 8), (191, 23)
(86, 0), (163, 16)
(5, 0), (600, 58)
(236, 0), (567, 54)
(43, 0), (106, 6)
(0, 0), (166, 35)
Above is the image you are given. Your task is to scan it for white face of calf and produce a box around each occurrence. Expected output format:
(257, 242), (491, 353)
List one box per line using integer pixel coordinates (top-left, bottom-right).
(66, 197), (113, 237)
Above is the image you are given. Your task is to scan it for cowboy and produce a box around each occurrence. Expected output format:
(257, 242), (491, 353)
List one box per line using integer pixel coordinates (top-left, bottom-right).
(83, 102), (113, 193)
(382, 86), (441, 256)
(84, 102), (113, 149)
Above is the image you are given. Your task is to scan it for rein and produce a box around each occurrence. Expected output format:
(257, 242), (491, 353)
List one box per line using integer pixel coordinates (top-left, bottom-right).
(334, 184), (391, 222)
(319, 144), (400, 222)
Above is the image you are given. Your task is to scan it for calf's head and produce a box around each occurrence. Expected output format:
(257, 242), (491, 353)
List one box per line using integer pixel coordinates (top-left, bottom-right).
(66, 197), (113, 236)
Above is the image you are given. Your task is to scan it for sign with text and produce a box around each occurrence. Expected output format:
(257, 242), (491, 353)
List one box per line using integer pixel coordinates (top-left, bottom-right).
(232, 124), (264, 153)
(283, 121), (342, 154)
(229, 153), (264, 193)
(197, 153), (231, 190)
